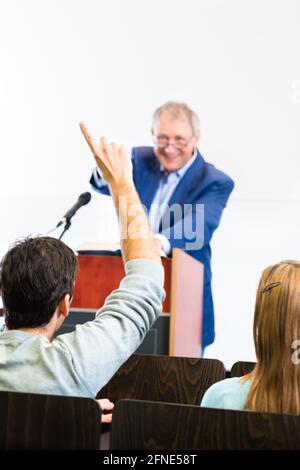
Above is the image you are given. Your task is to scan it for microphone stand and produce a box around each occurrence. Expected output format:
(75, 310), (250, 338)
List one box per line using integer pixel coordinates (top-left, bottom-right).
(58, 218), (72, 240)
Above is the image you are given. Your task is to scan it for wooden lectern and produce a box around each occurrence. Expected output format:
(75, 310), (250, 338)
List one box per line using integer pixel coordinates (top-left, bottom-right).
(68, 248), (203, 358)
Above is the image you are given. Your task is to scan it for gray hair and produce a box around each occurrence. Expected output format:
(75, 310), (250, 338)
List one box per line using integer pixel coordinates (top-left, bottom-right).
(152, 101), (200, 135)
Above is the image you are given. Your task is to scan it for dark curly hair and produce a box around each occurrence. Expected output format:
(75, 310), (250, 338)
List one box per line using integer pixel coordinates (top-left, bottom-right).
(0, 236), (78, 329)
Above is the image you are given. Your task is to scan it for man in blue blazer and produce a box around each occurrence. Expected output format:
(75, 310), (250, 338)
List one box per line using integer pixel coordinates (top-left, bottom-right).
(90, 102), (234, 349)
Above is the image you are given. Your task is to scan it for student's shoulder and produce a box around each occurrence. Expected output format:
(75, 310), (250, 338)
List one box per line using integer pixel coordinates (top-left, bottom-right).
(206, 377), (243, 394)
(201, 377), (247, 407)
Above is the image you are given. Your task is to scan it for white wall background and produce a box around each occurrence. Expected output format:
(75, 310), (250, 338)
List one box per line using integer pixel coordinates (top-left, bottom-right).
(1, 0), (300, 368)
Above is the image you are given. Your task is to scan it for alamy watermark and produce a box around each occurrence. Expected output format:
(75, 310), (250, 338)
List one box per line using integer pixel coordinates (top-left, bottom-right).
(291, 80), (300, 105)
(117, 196), (204, 251)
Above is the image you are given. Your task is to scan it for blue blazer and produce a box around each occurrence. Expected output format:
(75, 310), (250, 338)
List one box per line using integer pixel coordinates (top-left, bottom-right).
(90, 147), (234, 347)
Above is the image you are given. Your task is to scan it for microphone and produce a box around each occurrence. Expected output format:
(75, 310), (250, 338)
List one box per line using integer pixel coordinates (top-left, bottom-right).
(56, 192), (92, 227)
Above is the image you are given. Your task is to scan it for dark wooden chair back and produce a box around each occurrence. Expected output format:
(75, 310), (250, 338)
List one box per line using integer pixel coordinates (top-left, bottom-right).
(111, 398), (300, 450)
(0, 390), (101, 449)
(97, 353), (225, 405)
(231, 361), (256, 377)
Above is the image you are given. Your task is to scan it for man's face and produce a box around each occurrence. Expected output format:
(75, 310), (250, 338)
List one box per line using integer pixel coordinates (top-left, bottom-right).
(152, 113), (199, 172)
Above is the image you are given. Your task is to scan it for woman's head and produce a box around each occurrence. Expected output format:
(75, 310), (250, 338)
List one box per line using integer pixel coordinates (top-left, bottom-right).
(246, 260), (300, 413)
(254, 260), (300, 365)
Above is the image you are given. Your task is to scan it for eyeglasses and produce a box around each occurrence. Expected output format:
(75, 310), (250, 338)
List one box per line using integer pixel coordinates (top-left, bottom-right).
(154, 135), (194, 149)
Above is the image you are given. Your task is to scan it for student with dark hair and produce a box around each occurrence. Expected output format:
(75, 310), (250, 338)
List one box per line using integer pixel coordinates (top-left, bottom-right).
(201, 261), (300, 413)
(1, 236), (77, 330)
(0, 124), (164, 423)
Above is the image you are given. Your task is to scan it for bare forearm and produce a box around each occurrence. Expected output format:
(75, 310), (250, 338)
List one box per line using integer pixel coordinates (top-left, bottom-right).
(111, 182), (161, 264)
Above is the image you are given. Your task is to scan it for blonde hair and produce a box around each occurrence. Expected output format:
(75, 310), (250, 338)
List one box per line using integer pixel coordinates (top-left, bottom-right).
(152, 101), (200, 135)
(245, 260), (300, 414)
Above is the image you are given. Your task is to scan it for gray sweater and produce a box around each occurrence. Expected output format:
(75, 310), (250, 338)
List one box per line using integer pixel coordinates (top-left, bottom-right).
(0, 259), (164, 397)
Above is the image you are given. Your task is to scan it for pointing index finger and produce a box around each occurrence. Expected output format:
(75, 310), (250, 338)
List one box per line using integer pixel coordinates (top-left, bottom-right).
(79, 121), (98, 157)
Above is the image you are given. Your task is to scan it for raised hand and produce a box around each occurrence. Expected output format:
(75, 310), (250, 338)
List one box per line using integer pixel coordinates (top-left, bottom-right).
(79, 120), (161, 263)
(79, 122), (133, 189)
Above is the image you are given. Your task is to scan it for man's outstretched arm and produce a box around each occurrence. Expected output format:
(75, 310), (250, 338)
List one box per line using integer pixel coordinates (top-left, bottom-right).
(79, 122), (161, 264)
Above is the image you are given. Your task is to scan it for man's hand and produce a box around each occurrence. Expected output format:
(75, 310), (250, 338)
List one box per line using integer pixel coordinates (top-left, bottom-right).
(96, 398), (114, 424)
(79, 122), (133, 189)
